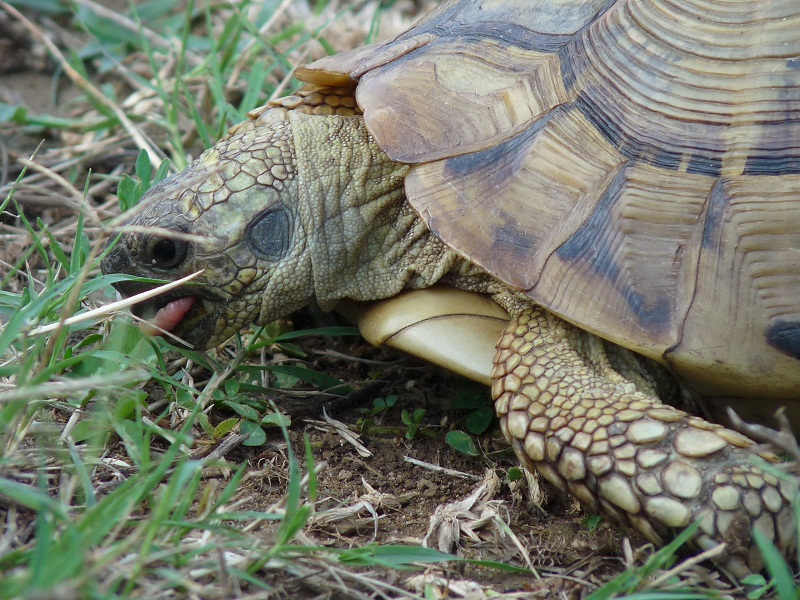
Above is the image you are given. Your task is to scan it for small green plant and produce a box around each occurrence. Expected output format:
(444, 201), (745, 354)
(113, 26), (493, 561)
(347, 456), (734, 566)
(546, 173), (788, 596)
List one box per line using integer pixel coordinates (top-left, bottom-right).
(356, 396), (436, 440)
(401, 407), (427, 440)
(116, 150), (172, 211)
(453, 385), (495, 435)
(443, 384), (493, 457)
(742, 574), (773, 600)
(583, 513), (604, 533)
(359, 394), (398, 418)
(444, 430), (480, 456)
(356, 395), (398, 434)
(210, 378), (291, 447)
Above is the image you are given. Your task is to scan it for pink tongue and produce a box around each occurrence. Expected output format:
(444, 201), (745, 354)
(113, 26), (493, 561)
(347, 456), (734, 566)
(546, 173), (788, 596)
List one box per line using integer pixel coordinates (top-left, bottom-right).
(140, 297), (196, 336)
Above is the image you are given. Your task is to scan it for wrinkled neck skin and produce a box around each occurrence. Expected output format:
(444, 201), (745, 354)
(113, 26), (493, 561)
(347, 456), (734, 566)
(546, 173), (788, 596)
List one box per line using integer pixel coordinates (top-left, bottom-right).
(284, 111), (462, 316)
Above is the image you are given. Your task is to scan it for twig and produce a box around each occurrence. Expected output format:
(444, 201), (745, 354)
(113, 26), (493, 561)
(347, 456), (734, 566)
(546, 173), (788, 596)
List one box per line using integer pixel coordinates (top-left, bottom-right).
(646, 543), (727, 590)
(0, 372), (146, 403)
(306, 409), (373, 457)
(28, 270), (203, 336)
(404, 456), (482, 481)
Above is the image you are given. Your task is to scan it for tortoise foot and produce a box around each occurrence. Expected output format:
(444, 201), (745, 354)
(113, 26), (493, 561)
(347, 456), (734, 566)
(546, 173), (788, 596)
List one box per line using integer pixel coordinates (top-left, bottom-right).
(493, 308), (797, 576)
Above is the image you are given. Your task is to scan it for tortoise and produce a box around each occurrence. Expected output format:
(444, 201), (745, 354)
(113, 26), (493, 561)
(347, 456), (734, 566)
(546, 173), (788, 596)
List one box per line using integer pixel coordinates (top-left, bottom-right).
(101, 0), (800, 576)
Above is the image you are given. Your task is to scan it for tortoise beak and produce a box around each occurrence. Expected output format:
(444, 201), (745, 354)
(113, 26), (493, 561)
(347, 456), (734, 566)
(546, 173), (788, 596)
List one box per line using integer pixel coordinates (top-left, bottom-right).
(101, 237), (222, 349)
(101, 234), (134, 278)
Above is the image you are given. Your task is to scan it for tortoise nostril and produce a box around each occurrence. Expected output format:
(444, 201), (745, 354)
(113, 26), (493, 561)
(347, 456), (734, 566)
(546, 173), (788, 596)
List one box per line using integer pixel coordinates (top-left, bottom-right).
(147, 237), (188, 268)
(101, 242), (128, 275)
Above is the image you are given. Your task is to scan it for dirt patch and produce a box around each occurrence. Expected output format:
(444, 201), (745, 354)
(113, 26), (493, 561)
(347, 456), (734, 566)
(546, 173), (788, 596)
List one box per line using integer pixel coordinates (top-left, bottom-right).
(189, 330), (644, 597)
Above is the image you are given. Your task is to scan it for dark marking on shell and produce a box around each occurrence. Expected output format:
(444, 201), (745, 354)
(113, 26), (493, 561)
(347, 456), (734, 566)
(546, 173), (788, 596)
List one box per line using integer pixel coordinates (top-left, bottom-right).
(700, 180), (728, 250)
(766, 320), (800, 360)
(409, 0), (614, 54)
(443, 109), (552, 182)
(559, 45), (579, 92)
(492, 222), (538, 261)
(574, 92), (686, 173)
(743, 152), (800, 176)
(686, 153), (722, 178)
(554, 167), (674, 331)
(420, 26), (574, 53)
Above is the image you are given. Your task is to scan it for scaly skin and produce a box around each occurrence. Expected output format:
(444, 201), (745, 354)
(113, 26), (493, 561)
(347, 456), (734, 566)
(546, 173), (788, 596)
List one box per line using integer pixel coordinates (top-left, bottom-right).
(492, 307), (795, 576)
(102, 91), (797, 576)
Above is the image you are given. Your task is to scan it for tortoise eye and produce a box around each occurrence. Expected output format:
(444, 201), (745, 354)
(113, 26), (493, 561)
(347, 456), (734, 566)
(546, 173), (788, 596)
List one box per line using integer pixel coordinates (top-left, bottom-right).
(147, 237), (188, 268)
(246, 205), (291, 260)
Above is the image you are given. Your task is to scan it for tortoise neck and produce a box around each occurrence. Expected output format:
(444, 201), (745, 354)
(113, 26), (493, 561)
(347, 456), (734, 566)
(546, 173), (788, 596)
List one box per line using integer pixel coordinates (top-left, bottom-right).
(290, 112), (461, 309)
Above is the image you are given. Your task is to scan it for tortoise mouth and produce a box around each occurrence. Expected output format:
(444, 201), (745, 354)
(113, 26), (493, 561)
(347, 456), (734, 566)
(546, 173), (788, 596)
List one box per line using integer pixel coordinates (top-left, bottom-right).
(134, 295), (197, 336)
(125, 287), (223, 349)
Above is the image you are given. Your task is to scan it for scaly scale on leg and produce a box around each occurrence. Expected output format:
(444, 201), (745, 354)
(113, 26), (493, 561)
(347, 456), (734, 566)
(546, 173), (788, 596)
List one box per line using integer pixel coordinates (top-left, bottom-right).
(492, 307), (797, 576)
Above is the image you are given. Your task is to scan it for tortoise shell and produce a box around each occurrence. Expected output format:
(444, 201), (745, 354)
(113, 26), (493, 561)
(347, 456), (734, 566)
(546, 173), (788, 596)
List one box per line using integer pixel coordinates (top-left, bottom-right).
(296, 0), (800, 401)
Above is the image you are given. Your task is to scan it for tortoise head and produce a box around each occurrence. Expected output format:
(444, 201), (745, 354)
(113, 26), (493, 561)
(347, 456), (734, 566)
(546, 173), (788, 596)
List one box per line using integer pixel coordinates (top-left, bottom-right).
(102, 107), (420, 350)
(101, 117), (316, 349)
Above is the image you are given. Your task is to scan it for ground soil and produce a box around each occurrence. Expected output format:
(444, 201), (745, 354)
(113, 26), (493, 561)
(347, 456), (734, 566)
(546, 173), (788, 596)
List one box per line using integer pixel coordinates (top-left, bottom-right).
(211, 327), (634, 597)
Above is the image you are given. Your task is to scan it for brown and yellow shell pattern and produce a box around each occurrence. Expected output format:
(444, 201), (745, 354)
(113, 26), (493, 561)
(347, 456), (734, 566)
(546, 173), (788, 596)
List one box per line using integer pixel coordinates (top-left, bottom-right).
(298, 0), (800, 408)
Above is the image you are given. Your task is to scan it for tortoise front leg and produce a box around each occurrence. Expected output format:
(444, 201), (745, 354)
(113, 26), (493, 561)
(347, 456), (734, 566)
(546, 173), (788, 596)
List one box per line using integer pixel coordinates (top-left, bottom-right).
(492, 307), (797, 576)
